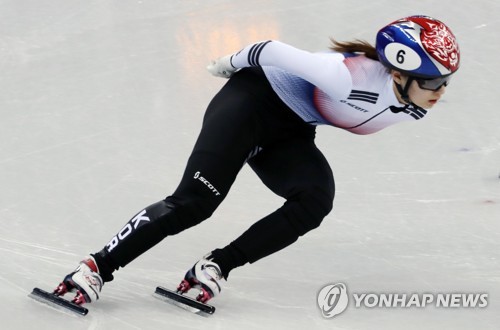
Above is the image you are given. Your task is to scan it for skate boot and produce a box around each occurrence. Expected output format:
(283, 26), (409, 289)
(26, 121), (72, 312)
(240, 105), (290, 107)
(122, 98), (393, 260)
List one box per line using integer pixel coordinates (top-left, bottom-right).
(53, 256), (103, 305)
(177, 255), (223, 303)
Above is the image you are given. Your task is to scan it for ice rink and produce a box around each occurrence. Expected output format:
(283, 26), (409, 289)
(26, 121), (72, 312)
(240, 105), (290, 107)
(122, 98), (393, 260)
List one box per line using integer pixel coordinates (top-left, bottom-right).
(1, 0), (499, 329)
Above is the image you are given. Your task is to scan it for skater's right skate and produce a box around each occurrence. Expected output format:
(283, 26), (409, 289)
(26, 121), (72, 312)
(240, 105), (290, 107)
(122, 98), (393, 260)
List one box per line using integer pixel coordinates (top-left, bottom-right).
(53, 256), (103, 305)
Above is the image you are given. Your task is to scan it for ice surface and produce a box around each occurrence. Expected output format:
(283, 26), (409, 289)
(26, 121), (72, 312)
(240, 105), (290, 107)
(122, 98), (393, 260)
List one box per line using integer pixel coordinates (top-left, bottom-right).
(1, 1), (499, 329)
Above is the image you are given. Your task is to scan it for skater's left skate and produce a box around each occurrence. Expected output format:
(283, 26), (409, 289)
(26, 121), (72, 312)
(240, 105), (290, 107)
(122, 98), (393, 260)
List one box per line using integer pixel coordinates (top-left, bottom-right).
(177, 254), (224, 303)
(154, 254), (222, 314)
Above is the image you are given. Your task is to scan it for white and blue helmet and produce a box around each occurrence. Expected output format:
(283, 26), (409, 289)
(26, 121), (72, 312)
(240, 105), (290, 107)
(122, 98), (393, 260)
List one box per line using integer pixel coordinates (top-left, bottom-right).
(376, 15), (460, 78)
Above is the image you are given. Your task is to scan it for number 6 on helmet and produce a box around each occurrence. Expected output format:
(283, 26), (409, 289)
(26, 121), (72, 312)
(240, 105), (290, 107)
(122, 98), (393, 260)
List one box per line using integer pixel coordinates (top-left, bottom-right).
(376, 15), (460, 79)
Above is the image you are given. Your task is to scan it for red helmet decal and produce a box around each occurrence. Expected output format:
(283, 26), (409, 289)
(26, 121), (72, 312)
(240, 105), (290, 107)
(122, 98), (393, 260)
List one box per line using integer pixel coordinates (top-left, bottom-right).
(411, 17), (460, 73)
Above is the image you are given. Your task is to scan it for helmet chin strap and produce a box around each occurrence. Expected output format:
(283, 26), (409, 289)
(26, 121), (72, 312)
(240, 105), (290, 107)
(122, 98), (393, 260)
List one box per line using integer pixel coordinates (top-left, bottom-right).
(395, 76), (414, 104)
(391, 76), (425, 113)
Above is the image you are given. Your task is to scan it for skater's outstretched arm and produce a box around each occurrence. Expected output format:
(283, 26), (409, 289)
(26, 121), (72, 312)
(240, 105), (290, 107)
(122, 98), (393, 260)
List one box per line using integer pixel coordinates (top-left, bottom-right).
(207, 40), (352, 100)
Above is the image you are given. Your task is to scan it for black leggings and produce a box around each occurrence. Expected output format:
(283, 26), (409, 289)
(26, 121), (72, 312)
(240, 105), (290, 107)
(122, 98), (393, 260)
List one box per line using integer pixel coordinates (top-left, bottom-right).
(95, 68), (335, 280)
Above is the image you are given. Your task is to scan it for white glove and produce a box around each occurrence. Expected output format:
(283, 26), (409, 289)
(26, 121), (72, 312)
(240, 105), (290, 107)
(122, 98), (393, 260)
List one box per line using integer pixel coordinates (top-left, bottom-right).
(206, 55), (237, 78)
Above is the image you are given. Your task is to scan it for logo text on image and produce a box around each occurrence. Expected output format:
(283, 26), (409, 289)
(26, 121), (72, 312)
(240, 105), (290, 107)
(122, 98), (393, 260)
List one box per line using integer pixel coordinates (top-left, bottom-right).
(352, 292), (488, 308)
(317, 282), (489, 319)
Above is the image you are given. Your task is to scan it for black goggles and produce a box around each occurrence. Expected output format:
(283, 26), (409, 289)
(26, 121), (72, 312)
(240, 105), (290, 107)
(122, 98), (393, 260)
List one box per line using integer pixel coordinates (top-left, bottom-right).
(415, 76), (451, 91)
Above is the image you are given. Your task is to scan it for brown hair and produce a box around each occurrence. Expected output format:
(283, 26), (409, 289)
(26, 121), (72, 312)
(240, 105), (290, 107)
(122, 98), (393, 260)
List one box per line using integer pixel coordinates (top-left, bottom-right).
(329, 38), (378, 61)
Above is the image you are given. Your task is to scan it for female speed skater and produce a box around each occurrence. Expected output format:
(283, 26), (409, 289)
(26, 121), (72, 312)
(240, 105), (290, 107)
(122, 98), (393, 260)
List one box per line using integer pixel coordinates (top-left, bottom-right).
(52, 15), (460, 307)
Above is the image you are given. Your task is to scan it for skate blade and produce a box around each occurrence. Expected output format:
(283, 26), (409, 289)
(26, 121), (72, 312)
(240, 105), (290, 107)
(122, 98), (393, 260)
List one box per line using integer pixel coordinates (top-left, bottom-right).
(29, 287), (88, 316)
(154, 286), (215, 315)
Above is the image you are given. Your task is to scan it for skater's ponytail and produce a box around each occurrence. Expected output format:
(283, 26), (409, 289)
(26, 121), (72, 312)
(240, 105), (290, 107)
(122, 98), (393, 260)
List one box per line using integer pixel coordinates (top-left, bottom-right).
(329, 38), (378, 61)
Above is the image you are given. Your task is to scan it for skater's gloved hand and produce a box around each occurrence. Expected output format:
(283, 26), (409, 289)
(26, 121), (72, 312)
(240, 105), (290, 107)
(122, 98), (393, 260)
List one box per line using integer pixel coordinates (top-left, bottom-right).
(207, 55), (237, 78)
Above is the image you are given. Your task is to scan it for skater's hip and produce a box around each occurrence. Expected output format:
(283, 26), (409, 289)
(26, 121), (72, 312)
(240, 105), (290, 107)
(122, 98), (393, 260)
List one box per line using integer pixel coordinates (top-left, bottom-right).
(207, 67), (315, 145)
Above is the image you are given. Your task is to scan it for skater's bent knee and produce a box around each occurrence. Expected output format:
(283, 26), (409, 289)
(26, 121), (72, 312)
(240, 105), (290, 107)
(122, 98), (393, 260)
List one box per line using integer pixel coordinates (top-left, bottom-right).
(285, 186), (334, 235)
(159, 196), (217, 234)
(301, 185), (334, 214)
